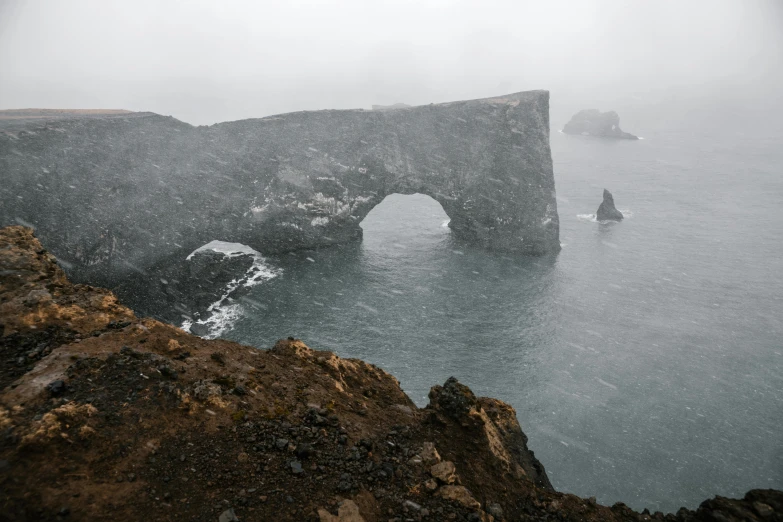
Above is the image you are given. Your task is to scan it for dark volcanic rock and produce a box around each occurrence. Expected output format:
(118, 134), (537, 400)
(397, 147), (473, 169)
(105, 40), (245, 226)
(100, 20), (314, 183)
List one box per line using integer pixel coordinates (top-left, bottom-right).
(1, 91), (560, 322)
(563, 109), (638, 139)
(46, 379), (66, 396)
(114, 242), (271, 328)
(596, 189), (624, 221)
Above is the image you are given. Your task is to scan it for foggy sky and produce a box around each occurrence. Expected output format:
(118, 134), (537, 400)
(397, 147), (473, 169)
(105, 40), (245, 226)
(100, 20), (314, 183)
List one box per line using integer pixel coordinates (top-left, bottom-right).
(1, 0), (781, 126)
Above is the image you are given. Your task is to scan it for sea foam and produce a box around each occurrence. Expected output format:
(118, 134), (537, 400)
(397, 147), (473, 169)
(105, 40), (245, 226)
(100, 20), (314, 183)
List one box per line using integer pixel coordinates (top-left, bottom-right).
(181, 241), (280, 339)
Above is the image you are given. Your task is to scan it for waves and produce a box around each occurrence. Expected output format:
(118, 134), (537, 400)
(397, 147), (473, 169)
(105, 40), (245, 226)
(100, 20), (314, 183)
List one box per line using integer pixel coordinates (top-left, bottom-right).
(181, 241), (280, 339)
(577, 213), (598, 222)
(577, 208), (633, 224)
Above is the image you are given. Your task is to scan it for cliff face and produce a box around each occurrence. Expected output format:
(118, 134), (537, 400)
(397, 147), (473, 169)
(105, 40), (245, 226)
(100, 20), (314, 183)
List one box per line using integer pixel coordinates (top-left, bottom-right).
(2, 226), (782, 521)
(0, 91), (559, 294)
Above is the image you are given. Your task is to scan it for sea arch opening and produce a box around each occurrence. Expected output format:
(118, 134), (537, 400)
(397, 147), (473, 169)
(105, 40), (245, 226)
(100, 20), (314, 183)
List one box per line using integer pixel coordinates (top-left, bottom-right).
(359, 193), (452, 252)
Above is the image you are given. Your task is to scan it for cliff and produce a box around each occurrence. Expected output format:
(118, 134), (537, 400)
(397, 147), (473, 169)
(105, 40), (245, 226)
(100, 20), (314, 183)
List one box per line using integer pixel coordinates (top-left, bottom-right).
(0, 91), (560, 325)
(2, 226), (781, 521)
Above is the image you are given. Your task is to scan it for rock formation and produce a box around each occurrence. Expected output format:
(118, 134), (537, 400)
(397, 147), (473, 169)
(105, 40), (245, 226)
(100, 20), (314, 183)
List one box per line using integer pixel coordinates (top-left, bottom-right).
(563, 109), (639, 139)
(596, 189), (624, 221)
(3, 226), (782, 521)
(0, 90), (560, 321)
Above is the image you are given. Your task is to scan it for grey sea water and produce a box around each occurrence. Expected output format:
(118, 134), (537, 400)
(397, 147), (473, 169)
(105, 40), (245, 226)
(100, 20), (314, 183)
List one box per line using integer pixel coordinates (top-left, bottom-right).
(224, 122), (783, 513)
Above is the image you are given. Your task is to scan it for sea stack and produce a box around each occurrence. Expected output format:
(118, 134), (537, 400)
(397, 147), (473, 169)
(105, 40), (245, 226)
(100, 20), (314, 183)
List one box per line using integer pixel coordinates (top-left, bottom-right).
(596, 189), (624, 221)
(563, 109), (638, 139)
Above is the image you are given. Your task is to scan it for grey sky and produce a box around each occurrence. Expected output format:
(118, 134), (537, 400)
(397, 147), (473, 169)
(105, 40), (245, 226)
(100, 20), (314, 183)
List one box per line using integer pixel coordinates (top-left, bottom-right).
(1, 0), (781, 125)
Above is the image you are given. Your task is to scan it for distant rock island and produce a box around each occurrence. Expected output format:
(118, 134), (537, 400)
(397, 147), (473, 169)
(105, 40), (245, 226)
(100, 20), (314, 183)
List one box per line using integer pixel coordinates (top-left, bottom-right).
(596, 189), (624, 221)
(563, 109), (639, 139)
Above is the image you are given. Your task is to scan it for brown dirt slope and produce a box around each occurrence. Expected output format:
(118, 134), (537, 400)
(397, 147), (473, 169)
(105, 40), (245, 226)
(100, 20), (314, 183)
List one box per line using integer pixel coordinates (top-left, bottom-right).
(1, 225), (781, 522)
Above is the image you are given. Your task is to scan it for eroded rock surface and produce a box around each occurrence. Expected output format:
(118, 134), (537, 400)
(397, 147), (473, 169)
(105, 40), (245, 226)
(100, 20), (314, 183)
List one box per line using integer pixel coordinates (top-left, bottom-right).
(2, 226), (782, 521)
(1, 91), (560, 322)
(563, 109), (639, 139)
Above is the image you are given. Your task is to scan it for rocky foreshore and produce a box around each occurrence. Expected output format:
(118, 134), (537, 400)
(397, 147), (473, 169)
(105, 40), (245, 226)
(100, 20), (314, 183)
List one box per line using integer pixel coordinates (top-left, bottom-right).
(1, 225), (781, 521)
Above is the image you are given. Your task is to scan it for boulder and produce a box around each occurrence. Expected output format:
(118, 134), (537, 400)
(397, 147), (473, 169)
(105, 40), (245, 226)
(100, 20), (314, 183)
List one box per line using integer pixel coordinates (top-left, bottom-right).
(596, 189), (624, 221)
(563, 109), (638, 139)
(436, 485), (481, 511)
(430, 461), (457, 484)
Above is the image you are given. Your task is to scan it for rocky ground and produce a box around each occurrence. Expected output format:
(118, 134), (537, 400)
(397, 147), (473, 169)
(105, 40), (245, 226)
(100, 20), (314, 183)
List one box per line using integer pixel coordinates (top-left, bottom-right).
(1, 225), (781, 521)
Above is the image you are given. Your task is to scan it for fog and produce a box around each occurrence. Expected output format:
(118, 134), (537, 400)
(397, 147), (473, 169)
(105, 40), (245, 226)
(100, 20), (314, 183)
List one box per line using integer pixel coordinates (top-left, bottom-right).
(1, 0), (781, 126)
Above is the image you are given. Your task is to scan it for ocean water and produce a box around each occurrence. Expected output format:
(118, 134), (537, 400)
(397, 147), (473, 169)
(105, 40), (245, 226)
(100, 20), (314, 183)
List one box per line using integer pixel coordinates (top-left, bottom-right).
(223, 123), (783, 513)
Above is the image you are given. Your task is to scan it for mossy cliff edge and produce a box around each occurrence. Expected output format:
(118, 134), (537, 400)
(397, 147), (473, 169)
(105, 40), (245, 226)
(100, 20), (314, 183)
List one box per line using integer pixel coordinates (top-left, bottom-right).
(1, 225), (781, 521)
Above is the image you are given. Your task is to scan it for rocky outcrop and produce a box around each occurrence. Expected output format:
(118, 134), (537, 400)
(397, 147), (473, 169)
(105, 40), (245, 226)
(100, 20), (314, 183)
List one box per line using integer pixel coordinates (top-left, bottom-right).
(563, 109), (638, 139)
(2, 225), (782, 522)
(114, 241), (278, 334)
(596, 189), (624, 221)
(0, 90), (560, 323)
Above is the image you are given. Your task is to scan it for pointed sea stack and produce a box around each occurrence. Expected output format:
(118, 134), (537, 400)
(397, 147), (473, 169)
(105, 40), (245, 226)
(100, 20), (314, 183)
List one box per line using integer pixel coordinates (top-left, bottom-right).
(596, 189), (624, 221)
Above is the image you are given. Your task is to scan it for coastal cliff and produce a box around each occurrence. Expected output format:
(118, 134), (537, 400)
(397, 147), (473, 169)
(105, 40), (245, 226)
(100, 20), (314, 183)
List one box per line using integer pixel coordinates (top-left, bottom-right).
(0, 91), (559, 322)
(2, 227), (781, 521)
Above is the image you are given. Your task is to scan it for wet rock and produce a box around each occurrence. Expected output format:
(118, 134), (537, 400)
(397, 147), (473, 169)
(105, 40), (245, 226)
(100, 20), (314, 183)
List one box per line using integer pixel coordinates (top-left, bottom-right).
(189, 323), (210, 337)
(596, 189), (624, 221)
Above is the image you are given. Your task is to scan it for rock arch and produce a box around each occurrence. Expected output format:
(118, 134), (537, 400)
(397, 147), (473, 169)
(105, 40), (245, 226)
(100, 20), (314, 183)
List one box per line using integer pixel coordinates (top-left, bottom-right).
(1, 90), (560, 291)
(240, 90), (560, 256)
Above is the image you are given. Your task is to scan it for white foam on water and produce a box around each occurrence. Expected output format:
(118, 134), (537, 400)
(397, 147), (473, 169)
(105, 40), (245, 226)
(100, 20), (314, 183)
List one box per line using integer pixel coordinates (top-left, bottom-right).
(441, 219), (450, 228)
(182, 240), (281, 339)
(578, 209), (632, 224)
(182, 303), (244, 340)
